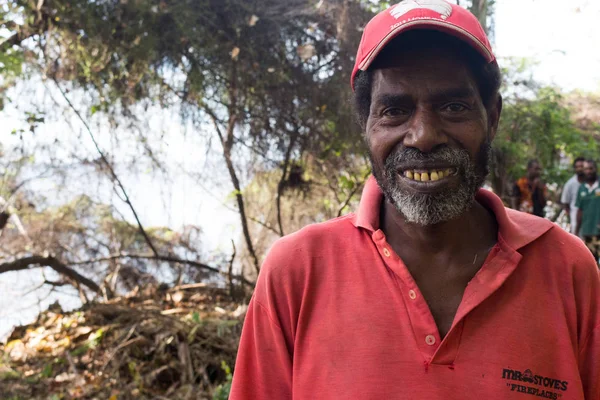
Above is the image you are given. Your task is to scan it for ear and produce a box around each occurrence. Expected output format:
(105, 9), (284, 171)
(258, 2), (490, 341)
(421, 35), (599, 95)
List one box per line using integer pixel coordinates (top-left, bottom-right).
(488, 94), (502, 141)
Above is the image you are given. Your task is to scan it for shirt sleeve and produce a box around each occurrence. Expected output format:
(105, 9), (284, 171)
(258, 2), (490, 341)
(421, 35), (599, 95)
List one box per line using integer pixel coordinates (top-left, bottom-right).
(574, 245), (600, 400)
(561, 181), (572, 205)
(229, 298), (293, 399)
(579, 324), (600, 400)
(230, 238), (298, 400)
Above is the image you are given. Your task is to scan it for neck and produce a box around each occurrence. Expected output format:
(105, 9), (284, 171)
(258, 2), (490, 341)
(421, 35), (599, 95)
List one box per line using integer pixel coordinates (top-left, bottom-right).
(381, 197), (497, 261)
(587, 177), (597, 185)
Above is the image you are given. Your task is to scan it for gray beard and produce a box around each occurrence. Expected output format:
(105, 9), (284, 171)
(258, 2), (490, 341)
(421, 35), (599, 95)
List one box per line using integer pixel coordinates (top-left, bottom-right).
(371, 143), (490, 226)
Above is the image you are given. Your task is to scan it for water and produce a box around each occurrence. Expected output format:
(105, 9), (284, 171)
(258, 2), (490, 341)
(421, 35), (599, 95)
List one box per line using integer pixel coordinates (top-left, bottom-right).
(0, 269), (82, 342)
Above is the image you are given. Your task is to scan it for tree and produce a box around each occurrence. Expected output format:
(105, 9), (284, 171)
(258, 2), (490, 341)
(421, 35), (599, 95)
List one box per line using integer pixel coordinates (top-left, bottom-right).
(0, 0), (373, 294)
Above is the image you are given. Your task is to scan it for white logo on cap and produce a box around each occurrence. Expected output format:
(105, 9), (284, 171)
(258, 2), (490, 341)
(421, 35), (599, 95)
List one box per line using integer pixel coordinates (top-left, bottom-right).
(390, 0), (453, 20)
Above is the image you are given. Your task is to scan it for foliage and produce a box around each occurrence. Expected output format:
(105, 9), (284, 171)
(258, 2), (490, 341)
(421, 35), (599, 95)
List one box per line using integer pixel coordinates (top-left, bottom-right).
(1, 0), (371, 276)
(488, 59), (599, 198)
(212, 361), (233, 400)
(498, 87), (596, 182)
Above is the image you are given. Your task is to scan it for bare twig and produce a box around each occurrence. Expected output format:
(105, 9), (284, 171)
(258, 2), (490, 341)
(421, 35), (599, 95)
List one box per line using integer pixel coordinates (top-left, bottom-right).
(204, 104), (261, 275)
(276, 129), (299, 236)
(248, 216), (281, 236)
(228, 239), (236, 299)
(0, 255), (101, 294)
(171, 282), (207, 291)
(51, 78), (160, 258)
(337, 172), (370, 217)
(70, 253), (254, 287)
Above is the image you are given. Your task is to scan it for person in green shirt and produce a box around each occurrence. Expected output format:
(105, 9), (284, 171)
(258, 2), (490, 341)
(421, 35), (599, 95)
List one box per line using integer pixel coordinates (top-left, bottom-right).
(576, 159), (600, 261)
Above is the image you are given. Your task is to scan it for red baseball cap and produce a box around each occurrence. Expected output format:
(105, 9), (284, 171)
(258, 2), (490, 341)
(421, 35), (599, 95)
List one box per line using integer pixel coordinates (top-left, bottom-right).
(351, 0), (495, 89)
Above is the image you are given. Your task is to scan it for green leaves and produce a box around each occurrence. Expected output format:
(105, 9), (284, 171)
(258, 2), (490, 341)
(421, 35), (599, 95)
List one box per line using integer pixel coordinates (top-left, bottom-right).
(212, 361), (233, 400)
(493, 63), (597, 196)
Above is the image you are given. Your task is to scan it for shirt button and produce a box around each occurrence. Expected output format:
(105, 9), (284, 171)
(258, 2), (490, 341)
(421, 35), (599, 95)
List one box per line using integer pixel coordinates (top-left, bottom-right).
(383, 248), (391, 257)
(408, 290), (417, 300)
(425, 335), (436, 346)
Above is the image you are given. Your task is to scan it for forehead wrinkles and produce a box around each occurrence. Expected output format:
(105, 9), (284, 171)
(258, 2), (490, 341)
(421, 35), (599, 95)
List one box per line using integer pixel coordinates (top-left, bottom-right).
(372, 65), (477, 100)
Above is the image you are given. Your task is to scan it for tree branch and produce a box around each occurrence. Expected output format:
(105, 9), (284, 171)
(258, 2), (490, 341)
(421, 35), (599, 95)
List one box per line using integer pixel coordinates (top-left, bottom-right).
(276, 128), (299, 236)
(70, 253), (254, 287)
(51, 78), (160, 258)
(228, 240), (236, 298)
(337, 172), (370, 217)
(0, 255), (101, 294)
(247, 215), (281, 236)
(204, 102), (261, 275)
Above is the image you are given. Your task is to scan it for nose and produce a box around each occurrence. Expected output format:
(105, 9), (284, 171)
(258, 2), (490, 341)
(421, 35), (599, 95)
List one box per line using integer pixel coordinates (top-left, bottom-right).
(402, 107), (448, 153)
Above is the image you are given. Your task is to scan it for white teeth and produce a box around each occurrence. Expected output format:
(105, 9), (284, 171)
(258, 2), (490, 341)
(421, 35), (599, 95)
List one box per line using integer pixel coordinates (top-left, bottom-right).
(402, 168), (456, 182)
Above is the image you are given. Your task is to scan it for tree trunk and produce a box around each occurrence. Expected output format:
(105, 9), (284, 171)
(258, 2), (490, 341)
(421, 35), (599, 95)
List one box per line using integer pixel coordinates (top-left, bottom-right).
(220, 63), (261, 276)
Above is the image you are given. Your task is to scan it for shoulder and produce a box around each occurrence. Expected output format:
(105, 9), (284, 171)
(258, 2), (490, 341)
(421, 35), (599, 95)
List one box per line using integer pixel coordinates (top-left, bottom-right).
(528, 224), (597, 279)
(268, 214), (357, 258)
(503, 206), (592, 267)
(253, 214), (362, 313)
(258, 214), (360, 280)
(565, 176), (577, 186)
(514, 178), (527, 190)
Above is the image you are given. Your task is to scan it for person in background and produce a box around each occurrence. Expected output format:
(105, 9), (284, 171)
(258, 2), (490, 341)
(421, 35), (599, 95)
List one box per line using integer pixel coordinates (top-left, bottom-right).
(561, 157), (585, 235)
(511, 159), (547, 217)
(576, 159), (600, 260)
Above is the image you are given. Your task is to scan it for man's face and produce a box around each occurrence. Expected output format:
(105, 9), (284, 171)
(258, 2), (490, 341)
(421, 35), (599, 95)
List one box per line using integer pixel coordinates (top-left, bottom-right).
(365, 46), (500, 226)
(527, 162), (542, 180)
(584, 161), (597, 182)
(574, 161), (585, 178)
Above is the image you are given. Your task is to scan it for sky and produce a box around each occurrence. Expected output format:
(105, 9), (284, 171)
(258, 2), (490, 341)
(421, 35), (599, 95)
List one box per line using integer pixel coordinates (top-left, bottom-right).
(2, 0), (600, 340)
(494, 0), (600, 91)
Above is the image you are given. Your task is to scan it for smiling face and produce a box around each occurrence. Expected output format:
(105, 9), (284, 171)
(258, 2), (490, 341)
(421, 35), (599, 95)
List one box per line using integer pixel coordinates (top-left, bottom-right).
(365, 45), (500, 226)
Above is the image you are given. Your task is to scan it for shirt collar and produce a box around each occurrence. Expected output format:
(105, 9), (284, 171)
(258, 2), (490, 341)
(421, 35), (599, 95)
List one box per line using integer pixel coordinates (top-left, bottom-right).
(352, 175), (554, 251)
(585, 180), (599, 191)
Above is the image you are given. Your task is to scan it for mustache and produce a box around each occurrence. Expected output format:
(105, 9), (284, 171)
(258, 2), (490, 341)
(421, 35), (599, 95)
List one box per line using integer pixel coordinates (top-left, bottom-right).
(384, 146), (471, 170)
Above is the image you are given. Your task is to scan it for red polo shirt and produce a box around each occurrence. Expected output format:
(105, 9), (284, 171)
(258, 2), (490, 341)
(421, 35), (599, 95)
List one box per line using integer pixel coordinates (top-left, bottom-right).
(230, 177), (600, 400)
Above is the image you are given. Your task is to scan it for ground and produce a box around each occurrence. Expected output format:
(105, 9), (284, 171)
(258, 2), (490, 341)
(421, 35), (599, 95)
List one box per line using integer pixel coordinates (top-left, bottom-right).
(0, 284), (244, 400)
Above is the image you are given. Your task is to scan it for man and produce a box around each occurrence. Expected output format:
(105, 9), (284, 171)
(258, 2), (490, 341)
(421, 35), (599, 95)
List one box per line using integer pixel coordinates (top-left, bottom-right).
(561, 157), (585, 234)
(576, 159), (600, 260)
(511, 160), (547, 217)
(230, 2), (600, 399)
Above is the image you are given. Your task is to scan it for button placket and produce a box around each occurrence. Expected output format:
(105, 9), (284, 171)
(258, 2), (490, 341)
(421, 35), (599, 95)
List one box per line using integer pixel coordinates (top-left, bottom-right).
(373, 230), (443, 358)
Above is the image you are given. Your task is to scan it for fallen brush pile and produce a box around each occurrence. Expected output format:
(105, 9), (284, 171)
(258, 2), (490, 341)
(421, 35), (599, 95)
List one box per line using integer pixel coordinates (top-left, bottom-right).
(0, 284), (246, 399)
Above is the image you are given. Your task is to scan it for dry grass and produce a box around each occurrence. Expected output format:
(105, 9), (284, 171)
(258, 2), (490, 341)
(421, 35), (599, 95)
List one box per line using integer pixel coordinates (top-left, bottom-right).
(0, 284), (245, 400)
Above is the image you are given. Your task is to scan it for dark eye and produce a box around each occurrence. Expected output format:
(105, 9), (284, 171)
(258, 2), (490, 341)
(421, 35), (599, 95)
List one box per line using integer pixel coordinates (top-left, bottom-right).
(382, 107), (409, 118)
(442, 103), (468, 113)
